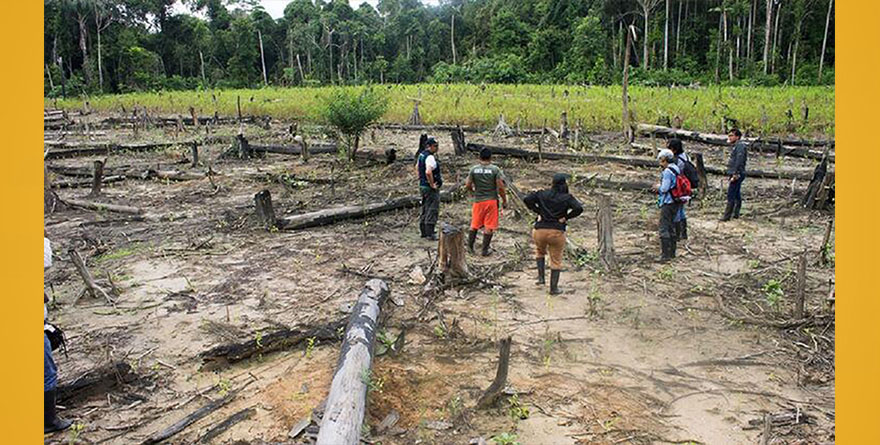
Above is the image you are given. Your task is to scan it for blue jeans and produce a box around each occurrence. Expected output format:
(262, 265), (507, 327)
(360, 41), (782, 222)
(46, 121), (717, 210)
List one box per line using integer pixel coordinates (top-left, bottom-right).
(674, 202), (686, 222)
(727, 175), (745, 203)
(45, 334), (57, 391)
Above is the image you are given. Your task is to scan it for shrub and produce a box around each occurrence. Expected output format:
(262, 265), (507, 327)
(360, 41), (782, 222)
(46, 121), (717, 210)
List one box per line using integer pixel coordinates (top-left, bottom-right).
(320, 87), (389, 160)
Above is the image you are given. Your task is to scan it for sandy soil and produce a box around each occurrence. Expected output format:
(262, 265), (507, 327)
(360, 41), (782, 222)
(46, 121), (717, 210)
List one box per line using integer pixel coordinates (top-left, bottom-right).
(43, 114), (834, 445)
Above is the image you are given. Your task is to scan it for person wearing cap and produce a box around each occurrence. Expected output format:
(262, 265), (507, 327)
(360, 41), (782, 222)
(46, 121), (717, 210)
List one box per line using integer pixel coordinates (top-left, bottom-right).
(44, 237), (72, 433)
(417, 137), (442, 240)
(523, 174), (583, 295)
(466, 148), (507, 256)
(653, 149), (681, 261)
(721, 128), (747, 221)
(668, 138), (689, 240)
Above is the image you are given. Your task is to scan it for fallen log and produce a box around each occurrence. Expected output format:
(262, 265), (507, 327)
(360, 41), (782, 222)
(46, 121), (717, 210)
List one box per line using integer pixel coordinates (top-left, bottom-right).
(316, 279), (390, 445)
(44, 136), (229, 160)
(141, 392), (237, 445)
(63, 198), (144, 215)
(468, 143), (814, 181)
(197, 407), (256, 443)
(249, 142), (338, 156)
(54, 175), (126, 189)
(278, 184), (462, 230)
(636, 124), (833, 162)
(199, 319), (347, 369)
(56, 361), (134, 404)
(69, 248), (116, 306)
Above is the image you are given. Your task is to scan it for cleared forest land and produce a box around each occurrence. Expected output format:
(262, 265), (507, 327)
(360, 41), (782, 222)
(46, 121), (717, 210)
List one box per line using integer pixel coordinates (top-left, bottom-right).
(49, 84), (834, 137)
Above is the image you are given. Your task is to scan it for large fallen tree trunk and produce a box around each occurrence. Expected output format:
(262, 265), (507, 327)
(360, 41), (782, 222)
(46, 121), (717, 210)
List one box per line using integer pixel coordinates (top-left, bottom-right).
(468, 143), (814, 181)
(56, 361), (135, 404)
(316, 279), (390, 445)
(62, 198), (144, 215)
(249, 142), (338, 156)
(199, 319), (347, 370)
(141, 391), (237, 445)
(278, 184), (462, 230)
(636, 124), (833, 162)
(44, 136), (229, 159)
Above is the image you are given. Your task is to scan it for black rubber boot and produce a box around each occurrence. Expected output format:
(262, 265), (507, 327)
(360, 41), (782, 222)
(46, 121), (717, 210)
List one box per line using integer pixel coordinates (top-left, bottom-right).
(535, 258), (546, 285)
(467, 230), (478, 254)
(670, 237), (677, 258)
(733, 200), (742, 219)
(720, 201), (735, 221)
(659, 238), (673, 262)
(419, 223), (426, 238)
(549, 270), (563, 295)
(679, 218), (689, 240)
(425, 224), (438, 241)
(481, 233), (494, 256)
(44, 389), (72, 434)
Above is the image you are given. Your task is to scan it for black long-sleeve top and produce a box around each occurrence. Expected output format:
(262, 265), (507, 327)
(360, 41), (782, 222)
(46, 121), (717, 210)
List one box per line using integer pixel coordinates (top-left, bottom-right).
(523, 188), (584, 231)
(726, 140), (748, 176)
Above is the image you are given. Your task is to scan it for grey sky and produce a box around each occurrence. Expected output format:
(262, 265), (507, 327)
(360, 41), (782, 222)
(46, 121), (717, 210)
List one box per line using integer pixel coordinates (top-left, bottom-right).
(173, 0), (441, 19)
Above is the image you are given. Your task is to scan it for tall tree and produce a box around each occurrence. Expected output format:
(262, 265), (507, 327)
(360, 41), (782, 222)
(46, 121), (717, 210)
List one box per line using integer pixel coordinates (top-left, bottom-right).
(817, 0), (833, 82)
(636, 0), (662, 69)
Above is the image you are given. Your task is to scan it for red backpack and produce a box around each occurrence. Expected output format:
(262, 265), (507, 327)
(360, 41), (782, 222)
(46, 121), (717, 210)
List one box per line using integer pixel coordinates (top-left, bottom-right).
(668, 166), (692, 202)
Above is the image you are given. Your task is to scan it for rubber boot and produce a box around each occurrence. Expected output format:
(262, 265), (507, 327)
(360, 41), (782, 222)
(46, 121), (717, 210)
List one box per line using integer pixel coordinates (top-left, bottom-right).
(535, 258), (546, 285)
(733, 200), (742, 219)
(670, 237), (677, 258)
(481, 233), (494, 256)
(419, 223), (426, 238)
(679, 218), (689, 240)
(425, 224), (438, 241)
(549, 270), (563, 295)
(44, 389), (72, 434)
(467, 230), (478, 254)
(659, 238), (673, 262)
(720, 201), (735, 221)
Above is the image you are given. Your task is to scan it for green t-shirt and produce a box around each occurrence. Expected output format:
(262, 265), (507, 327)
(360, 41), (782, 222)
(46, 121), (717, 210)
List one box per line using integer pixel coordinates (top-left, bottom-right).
(468, 163), (503, 202)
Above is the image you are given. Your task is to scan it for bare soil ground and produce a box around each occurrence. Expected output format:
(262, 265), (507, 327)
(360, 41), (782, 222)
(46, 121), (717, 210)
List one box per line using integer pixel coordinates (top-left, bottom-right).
(44, 114), (834, 445)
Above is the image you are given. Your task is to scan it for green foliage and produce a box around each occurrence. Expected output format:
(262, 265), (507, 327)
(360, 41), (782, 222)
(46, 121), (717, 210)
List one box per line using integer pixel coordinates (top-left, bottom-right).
(320, 87), (388, 160)
(507, 394), (530, 420)
(763, 279), (785, 308)
(491, 432), (521, 445)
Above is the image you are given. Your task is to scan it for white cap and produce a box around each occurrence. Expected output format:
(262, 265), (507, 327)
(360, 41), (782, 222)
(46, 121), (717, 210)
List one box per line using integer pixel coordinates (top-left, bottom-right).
(657, 149), (675, 161)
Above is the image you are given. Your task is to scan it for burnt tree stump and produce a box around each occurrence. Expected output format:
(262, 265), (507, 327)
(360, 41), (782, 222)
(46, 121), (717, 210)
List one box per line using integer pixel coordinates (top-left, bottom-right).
(596, 194), (619, 274)
(191, 141), (199, 168)
(477, 336), (512, 409)
(794, 252), (808, 319)
(693, 152), (708, 199)
(438, 223), (469, 279)
(451, 126), (466, 156)
(89, 160), (104, 197)
(237, 133), (252, 159)
(254, 190), (277, 230)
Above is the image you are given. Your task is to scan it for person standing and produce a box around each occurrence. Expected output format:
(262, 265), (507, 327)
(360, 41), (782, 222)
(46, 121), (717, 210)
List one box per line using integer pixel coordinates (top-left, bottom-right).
(653, 149), (682, 262)
(417, 137), (442, 240)
(523, 174), (583, 295)
(466, 148), (507, 256)
(721, 128), (747, 221)
(44, 237), (72, 433)
(668, 138), (690, 240)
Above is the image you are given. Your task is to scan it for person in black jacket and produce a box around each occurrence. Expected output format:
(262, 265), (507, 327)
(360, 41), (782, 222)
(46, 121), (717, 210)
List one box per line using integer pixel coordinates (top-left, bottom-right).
(721, 128), (748, 221)
(523, 173), (584, 295)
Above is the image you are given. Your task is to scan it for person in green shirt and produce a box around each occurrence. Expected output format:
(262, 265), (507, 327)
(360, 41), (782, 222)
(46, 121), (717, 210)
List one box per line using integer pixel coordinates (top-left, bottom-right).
(466, 148), (507, 255)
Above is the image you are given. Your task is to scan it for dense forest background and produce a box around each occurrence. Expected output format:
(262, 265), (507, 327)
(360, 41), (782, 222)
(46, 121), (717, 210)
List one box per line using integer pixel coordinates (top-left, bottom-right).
(44, 0), (835, 96)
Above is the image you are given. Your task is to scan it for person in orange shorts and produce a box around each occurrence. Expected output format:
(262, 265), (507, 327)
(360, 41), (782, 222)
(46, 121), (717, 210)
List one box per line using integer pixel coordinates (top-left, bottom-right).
(523, 173), (584, 295)
(466, 148), (507, 256)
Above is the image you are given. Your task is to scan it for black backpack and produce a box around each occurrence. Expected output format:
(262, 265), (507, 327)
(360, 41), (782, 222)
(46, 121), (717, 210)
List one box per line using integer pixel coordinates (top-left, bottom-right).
(680, 158), (700, 190)
(45, 322), (68, 357)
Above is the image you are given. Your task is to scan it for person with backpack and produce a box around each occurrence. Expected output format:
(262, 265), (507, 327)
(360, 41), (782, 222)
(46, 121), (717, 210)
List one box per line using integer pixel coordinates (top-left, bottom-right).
(417, 137), (442, 240)
(721, 128), (747, 221)
(44, 237), (72, 433)
(523, 174), (584, 295)
(668, 138), (698, 240)
(653, 149), (691, 261)
(466, 148), (507, 256)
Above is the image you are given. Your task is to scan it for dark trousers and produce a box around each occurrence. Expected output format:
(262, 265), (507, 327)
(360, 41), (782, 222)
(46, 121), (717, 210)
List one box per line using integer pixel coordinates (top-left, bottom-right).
(659, 203), (679, 239)
(419, 187), (439, 227)
(727, 175), (745, 203)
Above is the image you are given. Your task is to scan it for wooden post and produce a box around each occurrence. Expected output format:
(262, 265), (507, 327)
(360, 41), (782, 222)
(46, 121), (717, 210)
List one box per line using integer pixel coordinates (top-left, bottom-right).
(438, 223), (468, 279)
(596, 195), (619, 274)
(477, 336), (512, 409)
(316, 279), (390, 445)
(693, 152), (708, 199)
(538, 120), (546, 163)
(819, 216), (834, 264)
(237, 95), (242, 126)
(794, 252), (807, 319)
(254, 190), (277, 230)
(89, 160), (104, 197)
(191, 142), (199, 168)
(451, 126), (466, 156)
(559, 111), (569, 142)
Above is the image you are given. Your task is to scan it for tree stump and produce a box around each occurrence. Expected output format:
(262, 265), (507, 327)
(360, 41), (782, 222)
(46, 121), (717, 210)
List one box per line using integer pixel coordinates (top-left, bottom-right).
(794, 252), (808, 319)
(819, 217), (834, 264)
(596, 194), (619, 274)
(493, 114), (512, 138)
(802, 157), (828, 208)
(316, 279), (390, 445)
(254, 190), (277, 230)
(89, 159), (104, 197)
(477, 336), (512, 409)
(451, 126), (466, 156)
(813, 171), (834, 210)
(237, 133), (252, 159)
(69, 249), (115, 306)
(408, 100), (422, 125)
(190, 142), (199, 168)
(693, 152), (709, 199)
(559, 111), (569, 141)
(438, 223), (468, 279)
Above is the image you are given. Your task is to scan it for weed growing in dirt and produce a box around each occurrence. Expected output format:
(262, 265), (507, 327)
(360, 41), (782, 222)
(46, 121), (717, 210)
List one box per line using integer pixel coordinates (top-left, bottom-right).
(445, 395), (463, 419)
(586, 280), (602, 318)
(507, 394), (530, 420)
(376, 330), (396, 355)
(217, 378), (231, 396)
(541, 329), (556, 369)
(491, 432), (521, 445)
(658, 265), (674, 280)
(305, 336), (317, 358)
(433, 324), (447, 339)
(67, 421), (86, 445)
(763, 279), (785, 309)
(361, 369), (385, 394)
(748, 259), (761, 269)
(574, 249), (598, 270)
